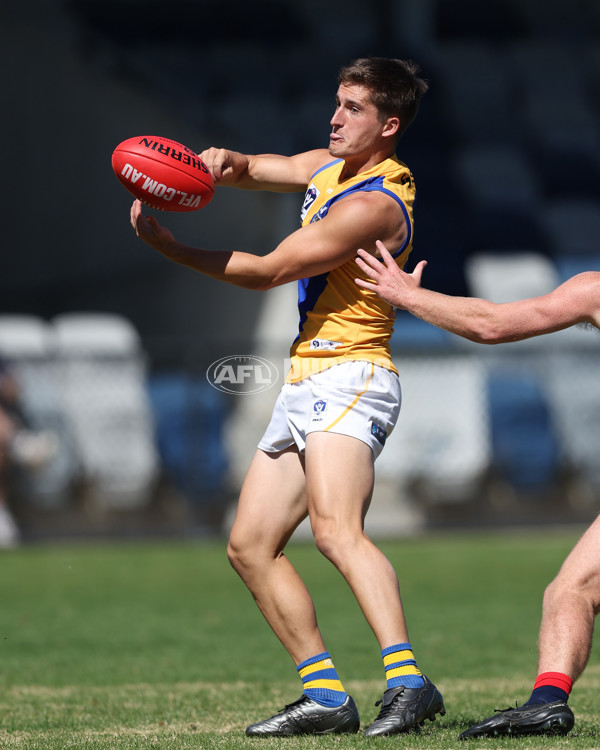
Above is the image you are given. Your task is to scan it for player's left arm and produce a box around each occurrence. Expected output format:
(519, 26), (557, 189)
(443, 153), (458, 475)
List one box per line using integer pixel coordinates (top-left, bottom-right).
(355, 243), (600, 343)
(131, 192), (406, 290)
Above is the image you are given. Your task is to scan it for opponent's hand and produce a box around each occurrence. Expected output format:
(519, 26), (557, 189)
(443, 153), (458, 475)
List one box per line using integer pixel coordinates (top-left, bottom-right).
(198, 147), (249, 185)
(355, 240), (427, 308)
(130, 199), (176, 254)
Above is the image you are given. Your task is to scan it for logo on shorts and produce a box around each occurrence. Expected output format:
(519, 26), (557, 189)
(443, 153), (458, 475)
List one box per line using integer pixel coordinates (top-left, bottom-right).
(206, 355), (279, 395)
(371, 422), (387, 446)
(312, 399), (328, 421)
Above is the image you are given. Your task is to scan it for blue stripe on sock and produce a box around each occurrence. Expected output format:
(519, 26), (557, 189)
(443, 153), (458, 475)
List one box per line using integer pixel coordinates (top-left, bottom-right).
(381, 643), (411, 657)
(297, 652), (330, 671)
(301, 667), (339, 683)
(304, 688), (347, 708)
(385, 659), (418, 671)
(387, 674), (425, 688)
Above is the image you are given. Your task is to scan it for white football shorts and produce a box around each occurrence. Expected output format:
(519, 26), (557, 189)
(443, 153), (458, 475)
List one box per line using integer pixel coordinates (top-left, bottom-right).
(258, 361), (402, 459)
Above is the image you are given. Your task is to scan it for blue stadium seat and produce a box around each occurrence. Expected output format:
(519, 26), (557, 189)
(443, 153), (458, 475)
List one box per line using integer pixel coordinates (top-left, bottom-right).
(147, 372), (229, 503)
(539, 199), (600, 258)
(520, 94), (600, 200)
(452, 145), (543, 251)
(391, 311), (454, 351)
(545, 351), (600, 490)
(507, 39), (587, 98)
(554, 253), (600, 281)
(433, 41), (516, 147)
(486, 371), (560, 489)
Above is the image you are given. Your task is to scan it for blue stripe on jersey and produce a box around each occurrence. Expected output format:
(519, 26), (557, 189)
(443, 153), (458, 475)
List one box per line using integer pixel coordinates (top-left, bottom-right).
(296, 272), (329, 337)
(308, 176), (412, 259)
(361, 186), (412, 260)
(308, 159), (343, 182)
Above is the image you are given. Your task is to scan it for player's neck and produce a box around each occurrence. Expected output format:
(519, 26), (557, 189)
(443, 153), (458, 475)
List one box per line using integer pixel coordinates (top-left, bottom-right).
(340, 149), (395, 181)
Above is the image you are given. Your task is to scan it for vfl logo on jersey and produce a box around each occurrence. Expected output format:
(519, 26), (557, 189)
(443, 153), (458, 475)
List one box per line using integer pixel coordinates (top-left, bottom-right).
(370, 422), (387, 446)
(300, 184), (320, 221)
(312, 399), (328, 422)
(309, 338), (342, 351)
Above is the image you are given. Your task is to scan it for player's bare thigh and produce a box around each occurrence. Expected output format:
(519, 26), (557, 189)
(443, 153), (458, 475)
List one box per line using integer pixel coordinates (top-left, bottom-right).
(304, 431), (375, 533)
(229, 446), (308, 556)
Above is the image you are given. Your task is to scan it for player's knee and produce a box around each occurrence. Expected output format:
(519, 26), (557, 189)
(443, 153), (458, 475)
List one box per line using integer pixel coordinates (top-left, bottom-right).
(544, 572), (600, 614)
(542, 577), (561, 611)
(312, 520), (350, 566)
(226, 532), (250, 575)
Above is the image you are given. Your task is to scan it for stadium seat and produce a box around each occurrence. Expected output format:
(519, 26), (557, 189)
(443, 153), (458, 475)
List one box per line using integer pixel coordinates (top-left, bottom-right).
(52, 313), (159, 509)
(463, 253), (563, 353)
(486, 370), (560, 490)
(506, 38), (587, 98)
(215, 94), (294, 156)
(545, 351), (600, 491)
(518, 1), (593, 36)
(378, 353), (491, 503)
(435, 0), (524, 42)
(391, 311), (455, 351)
(554, 253), (600, 280)
(465, 251), (559, 302)
(452, 145), (543, 251)
(538, 199), (600, 258)
(520, 93), (600, 200)
(432, 41), (516, 147)
(147, 372), (229, 502)
(0, 315), (77, 508)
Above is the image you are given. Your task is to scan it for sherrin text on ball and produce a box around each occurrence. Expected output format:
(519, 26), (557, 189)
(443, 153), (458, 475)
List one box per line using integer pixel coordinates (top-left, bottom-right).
(111, 135), (214, 212)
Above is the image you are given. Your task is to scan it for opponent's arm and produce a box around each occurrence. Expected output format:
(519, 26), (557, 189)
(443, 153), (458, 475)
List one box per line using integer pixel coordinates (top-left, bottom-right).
(355, 242), (600, 343)
(199, 147), (332, 192)
(131, 191), (405, 291)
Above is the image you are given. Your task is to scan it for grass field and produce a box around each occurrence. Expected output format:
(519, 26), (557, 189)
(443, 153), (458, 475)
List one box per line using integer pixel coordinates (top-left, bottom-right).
(1, 527), (600, 749)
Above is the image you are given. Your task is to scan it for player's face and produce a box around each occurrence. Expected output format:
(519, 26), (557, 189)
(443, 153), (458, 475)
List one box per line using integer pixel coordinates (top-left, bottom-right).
(329, 84), (386, 159)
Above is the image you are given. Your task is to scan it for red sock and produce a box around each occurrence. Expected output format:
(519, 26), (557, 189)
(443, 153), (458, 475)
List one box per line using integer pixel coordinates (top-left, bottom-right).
(533, 672), (573, 695)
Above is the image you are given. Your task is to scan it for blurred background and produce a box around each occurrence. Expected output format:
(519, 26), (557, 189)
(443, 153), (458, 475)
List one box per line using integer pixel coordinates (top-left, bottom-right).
(2, 0), (600, 545)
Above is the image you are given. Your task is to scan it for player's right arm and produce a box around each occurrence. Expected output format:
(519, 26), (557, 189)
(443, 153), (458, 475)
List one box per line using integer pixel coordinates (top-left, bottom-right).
(199, 147), (332, 193)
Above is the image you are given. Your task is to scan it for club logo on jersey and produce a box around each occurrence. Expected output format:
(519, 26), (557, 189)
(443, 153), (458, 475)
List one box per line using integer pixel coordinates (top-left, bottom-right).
(312, 399), (328, 421)
(300, 184), (319, 221)
(371, 422), (387, 446)
(206, 355), (279, 395)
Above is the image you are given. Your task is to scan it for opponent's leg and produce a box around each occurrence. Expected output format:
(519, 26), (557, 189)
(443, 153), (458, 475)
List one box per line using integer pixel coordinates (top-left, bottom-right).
(537, 515), (600, 682)
(457, 521), (600, 740)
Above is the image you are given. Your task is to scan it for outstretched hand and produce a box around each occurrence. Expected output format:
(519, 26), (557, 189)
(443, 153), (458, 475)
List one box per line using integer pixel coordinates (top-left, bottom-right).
(355, 240), (427, 309)
(130, 199), (176, 253)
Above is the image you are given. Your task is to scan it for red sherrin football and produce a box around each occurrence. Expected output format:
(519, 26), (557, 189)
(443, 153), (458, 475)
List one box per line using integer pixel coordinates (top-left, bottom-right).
(111, 135), (214, 212)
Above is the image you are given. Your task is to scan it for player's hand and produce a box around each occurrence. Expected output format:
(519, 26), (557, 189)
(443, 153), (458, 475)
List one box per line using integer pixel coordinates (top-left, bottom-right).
(198, 147), (249, 184)
(130, 200), (176, 253)
(355, 240), (427, 308)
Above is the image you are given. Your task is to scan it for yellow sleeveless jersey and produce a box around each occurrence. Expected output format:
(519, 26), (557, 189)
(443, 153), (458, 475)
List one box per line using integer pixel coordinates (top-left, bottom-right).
(286, 155), (416, 383)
